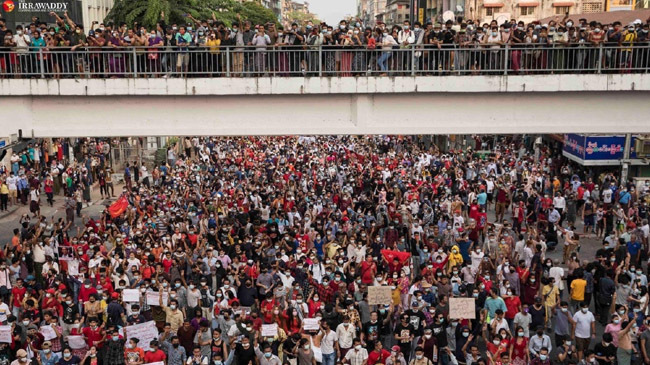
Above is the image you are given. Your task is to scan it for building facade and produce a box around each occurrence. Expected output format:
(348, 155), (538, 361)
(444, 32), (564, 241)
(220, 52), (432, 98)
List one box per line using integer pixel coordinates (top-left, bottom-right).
(358, 0), (388, 26)
(385, 0), (411, 25)
(464, 0), (603, 24)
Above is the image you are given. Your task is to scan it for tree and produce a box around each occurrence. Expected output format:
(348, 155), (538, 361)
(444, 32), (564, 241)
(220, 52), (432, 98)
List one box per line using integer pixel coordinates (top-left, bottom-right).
(105, 0), (277, 29)
(284, 10), (321, 26)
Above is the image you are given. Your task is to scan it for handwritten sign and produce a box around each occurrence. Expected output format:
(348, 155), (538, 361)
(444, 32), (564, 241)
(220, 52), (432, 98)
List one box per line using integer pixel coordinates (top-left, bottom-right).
(146, 291), (168, 306)
(449, 298), (476, 319)
(261, 324), (278, 337)
(125, 321), (158, 351)
(0, 326), (11, 343)
(367, 286), (392, 305)
(303, 318), (320, 331)
(40, 325), (57, 341)
(234, 306), (251, 317)
(68, 335), (87, 349)
(123, 289), (141, 303)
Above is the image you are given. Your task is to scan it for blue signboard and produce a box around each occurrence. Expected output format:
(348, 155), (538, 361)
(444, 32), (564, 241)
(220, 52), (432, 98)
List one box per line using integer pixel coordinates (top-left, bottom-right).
(563, 134), (637, 163)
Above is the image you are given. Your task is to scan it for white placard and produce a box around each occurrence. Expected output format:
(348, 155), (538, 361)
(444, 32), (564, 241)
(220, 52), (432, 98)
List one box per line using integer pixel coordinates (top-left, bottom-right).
(68, 335), (87, 349)
(303, 318), (320, 331)
(146, 291), (168, 306)
(123, 289), (141, 303)
(0, 326), (11, 343)
(261, 324), (277, 337)
(125, 321), (158, 351)
(40, 326), (57, 341)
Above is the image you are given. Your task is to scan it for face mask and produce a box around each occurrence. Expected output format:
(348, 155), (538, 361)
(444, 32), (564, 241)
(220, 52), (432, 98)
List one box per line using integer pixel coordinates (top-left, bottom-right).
(127, 344), (134, 349)
(539, 355), (547, 361)
(518, 331), (524, 337)
(462, 332), (469, 337)
(264, 353), (272, 358)
(415, 355), (423, 360)
(64, 353), (71, 359)
(581, 308), (588, 313)
(561, 307), (568, 312)
(170, 305), (177, 310)
(44, 349), (51, 354)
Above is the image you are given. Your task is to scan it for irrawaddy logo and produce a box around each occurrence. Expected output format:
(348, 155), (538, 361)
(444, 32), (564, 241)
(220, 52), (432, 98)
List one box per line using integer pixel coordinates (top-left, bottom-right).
(2, 0), (15, 12)
(7, 0), (68, 12)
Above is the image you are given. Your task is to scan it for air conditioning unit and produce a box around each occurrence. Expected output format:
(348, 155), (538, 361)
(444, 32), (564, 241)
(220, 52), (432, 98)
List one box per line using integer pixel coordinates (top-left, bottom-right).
(635, 138), (650, 158)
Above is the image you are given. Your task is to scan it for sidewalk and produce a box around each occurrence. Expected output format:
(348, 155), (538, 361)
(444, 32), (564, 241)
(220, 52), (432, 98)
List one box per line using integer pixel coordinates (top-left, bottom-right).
(0, 182), (125, 221)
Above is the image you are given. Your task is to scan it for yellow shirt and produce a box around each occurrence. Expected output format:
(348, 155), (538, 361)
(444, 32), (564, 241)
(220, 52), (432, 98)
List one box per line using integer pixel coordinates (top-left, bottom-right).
(0, 184), (8, 194)
(570, 278), (586, 301)
(542, 285), (559, 307)
(207, 38), (221, 53)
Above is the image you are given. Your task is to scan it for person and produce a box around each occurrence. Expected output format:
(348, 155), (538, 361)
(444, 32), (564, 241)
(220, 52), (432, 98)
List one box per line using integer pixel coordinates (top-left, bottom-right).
(343, 339), (368, 365)
(616, 320), (637, 365)
(572, 302), (596, 361)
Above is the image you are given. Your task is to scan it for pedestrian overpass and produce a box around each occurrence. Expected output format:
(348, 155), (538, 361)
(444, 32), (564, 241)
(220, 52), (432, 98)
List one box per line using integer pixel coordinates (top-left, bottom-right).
(1, 74), (649, 138)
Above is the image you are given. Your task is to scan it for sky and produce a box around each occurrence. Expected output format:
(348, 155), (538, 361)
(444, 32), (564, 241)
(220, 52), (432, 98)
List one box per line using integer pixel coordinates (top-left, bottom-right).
(302, 0), (356, 25)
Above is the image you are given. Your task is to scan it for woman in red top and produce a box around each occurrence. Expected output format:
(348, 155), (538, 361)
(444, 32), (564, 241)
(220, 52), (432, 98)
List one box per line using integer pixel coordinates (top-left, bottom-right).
(307, 293), (322, 318)
(509, 326), (529, 365)
(281, 307), (302, 336)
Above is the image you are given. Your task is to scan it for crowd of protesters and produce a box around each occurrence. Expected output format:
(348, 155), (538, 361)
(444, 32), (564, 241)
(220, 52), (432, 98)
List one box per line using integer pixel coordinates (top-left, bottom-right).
(0, 11), (649, 77)
(0, 135), (648, 365)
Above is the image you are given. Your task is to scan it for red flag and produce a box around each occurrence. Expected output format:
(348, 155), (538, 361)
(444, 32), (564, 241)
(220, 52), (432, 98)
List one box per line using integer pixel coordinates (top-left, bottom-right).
(381, 249), (411, 265)
(108, 196), (129, 218)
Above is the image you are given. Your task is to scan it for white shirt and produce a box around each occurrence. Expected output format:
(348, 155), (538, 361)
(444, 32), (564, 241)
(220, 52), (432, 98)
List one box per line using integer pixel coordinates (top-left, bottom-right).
(602, 188), (613, 203)
(336, 323), (356, 349)
(549, 266), (565, 291)
(572, 310), (595, 338)
(319, 330), (338, 354)
(553, 196), (566, 210)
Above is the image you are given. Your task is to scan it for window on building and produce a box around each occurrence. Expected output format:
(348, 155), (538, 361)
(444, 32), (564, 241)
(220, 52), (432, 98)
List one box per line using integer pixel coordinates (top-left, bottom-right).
(554, 5), (570, 13)
(398, 14), (402, 21)
(520, 6), (535, 15)
(486, 7), (495, 16)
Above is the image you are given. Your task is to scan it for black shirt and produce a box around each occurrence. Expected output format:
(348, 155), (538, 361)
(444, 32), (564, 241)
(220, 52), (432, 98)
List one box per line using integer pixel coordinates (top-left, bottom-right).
(593, 342), (616, 365)
(62, 302), (79, 324)
(404, 309), (427, 336)
(362, 320), (382, 343)
(394, 323), (415, 346)
(234, 344), (256, 365)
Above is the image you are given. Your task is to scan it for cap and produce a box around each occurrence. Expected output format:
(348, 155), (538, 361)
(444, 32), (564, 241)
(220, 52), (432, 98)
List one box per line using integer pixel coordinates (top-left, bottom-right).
(391, 346), (401, 352)
(28, 324), (38, 331)
(16, 350), (27, 358)
(46, 288), (55, 294)
(42, 341), (52, 348)
(111, 292), (119, 299)
(25, 275), (35, 281)
(411, 301), (419, 307)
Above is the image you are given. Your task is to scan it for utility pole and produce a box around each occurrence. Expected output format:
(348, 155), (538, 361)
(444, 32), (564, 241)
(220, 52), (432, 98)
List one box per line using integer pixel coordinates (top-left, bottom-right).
(621, 133), (632, 183)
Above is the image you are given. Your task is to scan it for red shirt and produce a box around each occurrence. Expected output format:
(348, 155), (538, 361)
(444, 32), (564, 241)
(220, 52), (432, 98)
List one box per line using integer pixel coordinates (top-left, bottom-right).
(11, 286), (26, 308)
(144, 350), (167, 363)
(79, 286), (97, 303)
(82, 326), (105, 348)
(368, 349), (391, 365)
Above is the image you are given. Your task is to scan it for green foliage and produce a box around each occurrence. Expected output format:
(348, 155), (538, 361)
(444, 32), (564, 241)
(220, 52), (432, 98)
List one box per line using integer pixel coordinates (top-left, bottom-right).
(285, 10), (320, 25)
(105, 0), (278, 29)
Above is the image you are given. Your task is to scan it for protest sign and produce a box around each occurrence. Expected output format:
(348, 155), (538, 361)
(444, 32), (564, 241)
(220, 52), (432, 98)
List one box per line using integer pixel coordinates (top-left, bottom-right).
(68, 335), (86, 349)
(146, 291), (168, 306)
(0, 326), (11, 343)
(40, 325), (57, 341)
(125, 321), (158, 351)
(367, 286), (392, 305)
(303, 318), (320, 331)
(449, 298), (476, 319)
(123, 289), (140, 302)
(261, 324), (278, 337)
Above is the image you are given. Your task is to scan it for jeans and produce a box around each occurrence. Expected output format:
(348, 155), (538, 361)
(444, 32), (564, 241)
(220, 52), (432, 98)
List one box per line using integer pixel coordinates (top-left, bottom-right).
(322, 352), (336, 365)
(378, 52), (391, 71)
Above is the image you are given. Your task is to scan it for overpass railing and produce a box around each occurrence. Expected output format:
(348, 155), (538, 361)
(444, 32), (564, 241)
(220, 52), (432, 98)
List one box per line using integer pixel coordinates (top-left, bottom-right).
(0, 44), (648, 78)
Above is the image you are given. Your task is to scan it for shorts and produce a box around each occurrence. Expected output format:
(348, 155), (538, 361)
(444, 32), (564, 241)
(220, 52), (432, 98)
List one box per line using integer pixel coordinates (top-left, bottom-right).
(176, 53), (190, 68)
(584, 215), (594, 226)
(8, 189), (16, 198)
(575, 337), (590, 352)
(496, 202), (506, 215)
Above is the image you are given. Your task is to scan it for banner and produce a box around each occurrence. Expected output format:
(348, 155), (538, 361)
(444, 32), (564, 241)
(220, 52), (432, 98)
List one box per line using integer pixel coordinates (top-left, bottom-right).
(125, 321), (158, 351)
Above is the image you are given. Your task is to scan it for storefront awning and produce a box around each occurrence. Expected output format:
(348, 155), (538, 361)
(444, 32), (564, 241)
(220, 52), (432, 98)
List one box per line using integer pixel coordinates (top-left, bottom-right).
(484, 3), (504, 7)
(552, 2), (574, 6)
